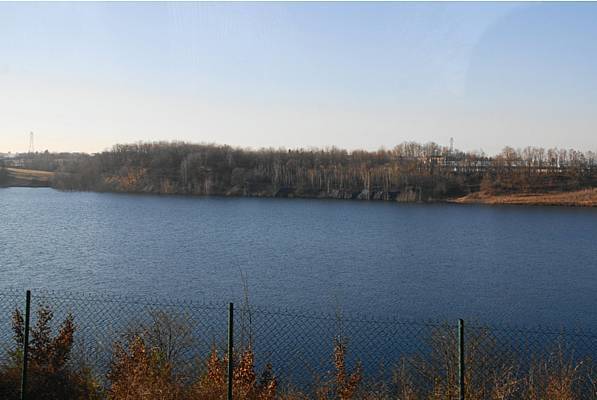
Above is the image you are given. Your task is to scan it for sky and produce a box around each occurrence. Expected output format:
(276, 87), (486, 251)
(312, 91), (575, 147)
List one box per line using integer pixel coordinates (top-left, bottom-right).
(1, 2), (597, 154)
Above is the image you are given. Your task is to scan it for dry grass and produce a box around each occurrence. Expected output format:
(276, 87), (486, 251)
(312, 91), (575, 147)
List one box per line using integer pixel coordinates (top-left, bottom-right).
(390, 327), (596, 400)
(6, 168), (55, 179)
(2, 167), (54, 187)
(451, 188), (597, 207)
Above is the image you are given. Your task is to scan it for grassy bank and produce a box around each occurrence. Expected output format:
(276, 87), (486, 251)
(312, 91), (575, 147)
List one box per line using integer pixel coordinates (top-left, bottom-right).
(0, 168), (54, 187)
(450, 188), (597, 207)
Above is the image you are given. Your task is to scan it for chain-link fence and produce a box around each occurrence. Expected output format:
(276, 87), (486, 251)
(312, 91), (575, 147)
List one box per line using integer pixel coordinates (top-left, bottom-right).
(1, 288), (596, 399)
(0, 288), (23, 399)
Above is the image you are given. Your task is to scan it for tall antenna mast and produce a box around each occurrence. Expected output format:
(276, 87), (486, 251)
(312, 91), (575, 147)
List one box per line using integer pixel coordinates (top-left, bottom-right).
(28, 132), (35, 153)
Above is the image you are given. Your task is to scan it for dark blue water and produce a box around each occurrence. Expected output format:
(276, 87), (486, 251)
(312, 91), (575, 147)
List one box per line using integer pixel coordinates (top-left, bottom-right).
(1, 187), (596, 329)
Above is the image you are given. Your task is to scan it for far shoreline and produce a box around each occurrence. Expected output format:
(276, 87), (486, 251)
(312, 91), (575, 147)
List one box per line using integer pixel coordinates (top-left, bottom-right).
(3, 181), (596, 208)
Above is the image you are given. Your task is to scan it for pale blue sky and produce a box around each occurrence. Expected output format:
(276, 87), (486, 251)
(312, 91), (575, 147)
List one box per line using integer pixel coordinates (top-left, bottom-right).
(1, 2), (597, 154)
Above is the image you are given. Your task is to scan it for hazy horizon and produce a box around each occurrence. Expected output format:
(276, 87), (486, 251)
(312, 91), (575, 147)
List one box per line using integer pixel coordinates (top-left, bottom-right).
(2, 137), (597, 158)
(2, 2), (597, 154)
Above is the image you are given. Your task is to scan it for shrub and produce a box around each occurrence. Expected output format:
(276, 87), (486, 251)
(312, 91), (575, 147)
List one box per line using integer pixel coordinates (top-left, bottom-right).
(0, 304), (102, 400)
(107, 335), (184, 400)
(190, 346), (276, 400)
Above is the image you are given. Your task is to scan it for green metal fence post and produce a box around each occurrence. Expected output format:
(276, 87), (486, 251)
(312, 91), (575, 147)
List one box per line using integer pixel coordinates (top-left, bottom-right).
(227, 302), (234, 400)
(458, 319), (465, 400)
(20, 290), (31, 400)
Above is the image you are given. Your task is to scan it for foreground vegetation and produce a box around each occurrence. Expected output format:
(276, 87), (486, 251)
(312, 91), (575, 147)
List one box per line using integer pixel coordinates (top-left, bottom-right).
(1, 304), (596, 400)
(2, 141), (595, 204)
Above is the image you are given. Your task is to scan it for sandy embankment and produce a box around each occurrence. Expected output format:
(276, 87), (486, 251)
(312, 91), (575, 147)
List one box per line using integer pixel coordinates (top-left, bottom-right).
(451, 188), (597, 207)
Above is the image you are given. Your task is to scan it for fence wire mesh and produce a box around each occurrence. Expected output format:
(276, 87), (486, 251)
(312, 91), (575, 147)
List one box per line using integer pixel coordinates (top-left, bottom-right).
(32, 290), (228, 382)
(0, 288), (22, 399)
(0, 288), (596, 399)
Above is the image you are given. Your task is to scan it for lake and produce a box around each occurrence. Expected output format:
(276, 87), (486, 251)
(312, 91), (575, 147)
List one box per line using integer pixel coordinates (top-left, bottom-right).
(1, 187), (596, 329)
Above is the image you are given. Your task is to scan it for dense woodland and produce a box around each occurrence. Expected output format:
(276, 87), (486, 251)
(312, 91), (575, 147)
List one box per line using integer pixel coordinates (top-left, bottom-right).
(0, 161), (8, 185)
(3, 142), (596, 201)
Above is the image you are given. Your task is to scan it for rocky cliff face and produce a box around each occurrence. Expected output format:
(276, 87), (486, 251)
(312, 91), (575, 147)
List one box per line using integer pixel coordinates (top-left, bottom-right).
(270, 186), (423, 202)
(59, 170), (433, 203)
(51, 168), (445, 202)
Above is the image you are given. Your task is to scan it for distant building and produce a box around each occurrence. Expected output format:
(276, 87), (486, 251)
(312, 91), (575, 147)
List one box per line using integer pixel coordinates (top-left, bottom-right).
(0, 153), (24, 167)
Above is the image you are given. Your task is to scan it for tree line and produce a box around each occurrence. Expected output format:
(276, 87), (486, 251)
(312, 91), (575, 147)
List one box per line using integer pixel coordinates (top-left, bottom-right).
(7, 142), (597, 200)
(0, 160), (8, 185)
